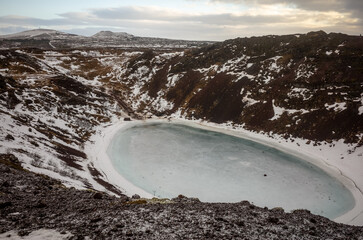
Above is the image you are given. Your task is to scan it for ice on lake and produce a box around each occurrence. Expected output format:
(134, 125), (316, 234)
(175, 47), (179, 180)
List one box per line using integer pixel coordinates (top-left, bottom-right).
(108, 123), (354, 219)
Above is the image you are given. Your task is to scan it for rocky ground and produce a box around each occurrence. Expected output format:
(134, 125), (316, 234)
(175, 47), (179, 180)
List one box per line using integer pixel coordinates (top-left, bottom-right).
(1, 154), (362, 240)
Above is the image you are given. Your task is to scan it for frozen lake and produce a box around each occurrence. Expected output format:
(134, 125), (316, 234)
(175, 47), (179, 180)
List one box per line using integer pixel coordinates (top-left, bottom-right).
(108, 122), (354, 219)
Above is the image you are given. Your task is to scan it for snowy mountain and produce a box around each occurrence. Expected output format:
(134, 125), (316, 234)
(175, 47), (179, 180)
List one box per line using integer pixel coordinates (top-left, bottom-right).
(92, 31), (134, 39)
(0, 29), (65, 39)
(1, 31), (363, 227)
(0, 28), (213, 49)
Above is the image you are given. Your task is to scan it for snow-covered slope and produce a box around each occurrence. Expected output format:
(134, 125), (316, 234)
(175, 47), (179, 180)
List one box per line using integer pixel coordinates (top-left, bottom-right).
(0, 29), (60, 39)
(0, 31), (362, 225)
(92, 31), (134, 39)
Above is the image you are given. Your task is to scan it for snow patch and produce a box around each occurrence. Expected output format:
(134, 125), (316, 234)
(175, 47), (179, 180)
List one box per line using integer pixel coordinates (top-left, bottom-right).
(296, 63), (317, 80)
(0, 229), (73, 240)
(246, 63), (253, 68)
(270, 100), (285, 120)
(267, 56), (282, 72)
(325, 102), (347, 112)
(270, 100), (309, 120)
(159, 51), (184, 59)
(288, 87), (313, 100)
(358, 94), (363, 115)
(242, 92), (259, 107)
(44, 51), (63, 56)
(166, 73), (183, 88)
(153, 96), (174, 112)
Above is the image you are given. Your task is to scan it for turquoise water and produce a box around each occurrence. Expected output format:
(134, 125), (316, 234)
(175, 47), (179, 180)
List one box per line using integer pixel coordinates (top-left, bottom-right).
(107, 123), (354, 219)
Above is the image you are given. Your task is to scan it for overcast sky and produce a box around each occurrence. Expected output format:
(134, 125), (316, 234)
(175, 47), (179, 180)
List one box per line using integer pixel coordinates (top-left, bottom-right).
(0, 0), (362, 41)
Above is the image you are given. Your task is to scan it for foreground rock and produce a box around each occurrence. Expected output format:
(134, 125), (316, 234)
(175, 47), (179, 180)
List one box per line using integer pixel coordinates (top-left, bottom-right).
(1, 154), (362, 239)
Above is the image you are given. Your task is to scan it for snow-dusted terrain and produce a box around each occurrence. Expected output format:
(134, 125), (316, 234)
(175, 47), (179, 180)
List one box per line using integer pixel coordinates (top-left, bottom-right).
(0, 30), (362, 229)
(0, 29), (213, 49)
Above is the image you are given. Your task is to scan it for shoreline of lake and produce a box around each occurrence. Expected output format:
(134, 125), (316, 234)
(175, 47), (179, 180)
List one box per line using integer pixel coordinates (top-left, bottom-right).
(87, 118), (363, 225)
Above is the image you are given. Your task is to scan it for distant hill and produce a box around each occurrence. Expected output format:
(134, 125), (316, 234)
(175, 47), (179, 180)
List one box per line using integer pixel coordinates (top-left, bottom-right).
(91, 31), (134, 39)
(0, 29), (61, 39)
(0, 28), (214, 49)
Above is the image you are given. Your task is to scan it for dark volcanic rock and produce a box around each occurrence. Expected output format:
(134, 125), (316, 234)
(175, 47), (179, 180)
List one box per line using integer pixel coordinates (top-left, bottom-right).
(132, 194), (141, 199)
(0, 154), (362, 239)
(5, 134), (14, 141)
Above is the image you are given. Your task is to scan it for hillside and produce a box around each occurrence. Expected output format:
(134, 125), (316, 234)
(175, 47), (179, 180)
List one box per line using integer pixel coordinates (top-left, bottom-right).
(126, 31), (363, 144)
(0, 30), (363, 235)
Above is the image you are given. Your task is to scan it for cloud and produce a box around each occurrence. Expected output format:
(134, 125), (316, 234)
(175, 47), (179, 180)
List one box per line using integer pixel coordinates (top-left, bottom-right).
(0, 15), (81, 28)
(204, 0), (362, 28)
(208, 0), (363, 25)
(89, 6), (184, 21)
(0, 2), (362, 40)
(209, 0), (363, 12)
(87, 6), (287, 25)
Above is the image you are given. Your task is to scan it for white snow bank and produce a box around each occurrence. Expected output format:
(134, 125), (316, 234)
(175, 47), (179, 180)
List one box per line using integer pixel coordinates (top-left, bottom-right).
(86, 121), (154, 199)
(0, 229), (73, 240)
